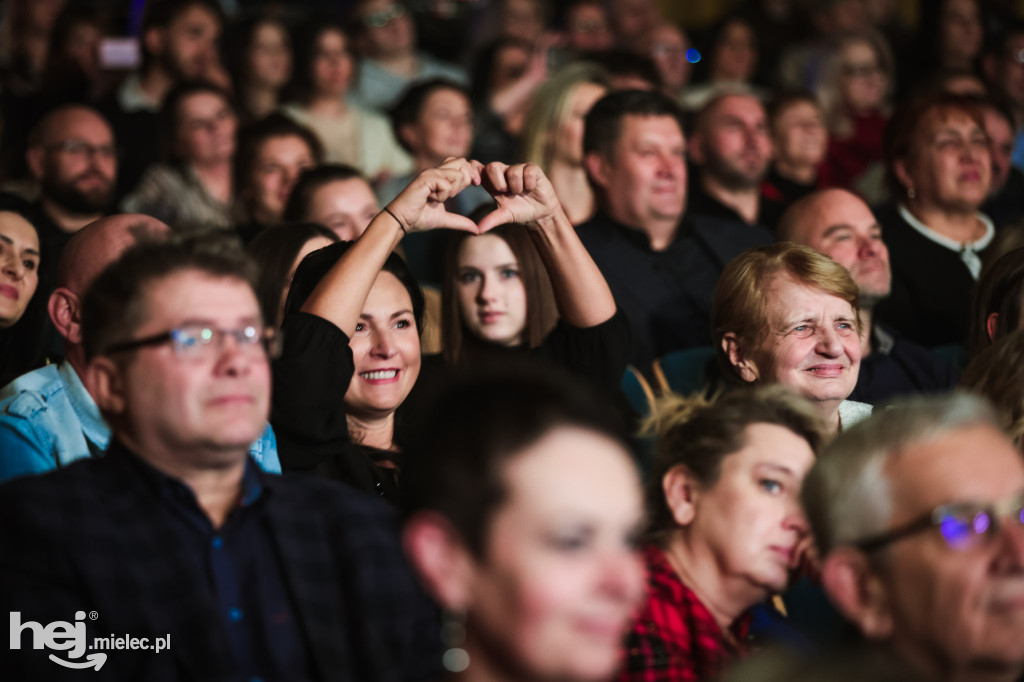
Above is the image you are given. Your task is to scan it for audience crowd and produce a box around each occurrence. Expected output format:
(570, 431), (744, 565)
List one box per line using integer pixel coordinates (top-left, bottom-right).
(2, 1), (1024, 681)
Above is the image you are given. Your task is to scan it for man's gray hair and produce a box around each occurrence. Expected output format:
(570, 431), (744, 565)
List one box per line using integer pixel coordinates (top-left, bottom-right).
(802, 393), (1000, 555)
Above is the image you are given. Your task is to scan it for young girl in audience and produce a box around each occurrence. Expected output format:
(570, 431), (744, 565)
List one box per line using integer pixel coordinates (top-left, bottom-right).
(283, 164), (381, 241)
(281, 19), (411, 181)
(122, 81), (238, 231)
(520, 62), (609, 225)
(402, 366), (646, 682)
(224, 14), (293, 121)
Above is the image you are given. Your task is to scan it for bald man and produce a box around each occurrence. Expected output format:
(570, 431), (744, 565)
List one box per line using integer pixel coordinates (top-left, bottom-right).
(0, 214), (280, 480)
(778, 189), (958, 404)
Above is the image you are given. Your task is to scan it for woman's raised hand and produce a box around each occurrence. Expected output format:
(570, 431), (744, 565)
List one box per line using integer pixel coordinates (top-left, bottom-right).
(385, 157), (483, 234)
(477, 162), (565, 233)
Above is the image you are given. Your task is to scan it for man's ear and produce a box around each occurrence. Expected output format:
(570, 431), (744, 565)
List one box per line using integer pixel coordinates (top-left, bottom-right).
(986, 312), (999, 342)
(48, 288), (81, 344)
(722, 332), (758, 383)
(403, 512), (476, 611)
(84, 357), (127, 416)
(687, 131), (705, 165)
(662, 464), (702, 527)
(25, 144), (45, 181)
(820, 548), (894, 640)
(584, 152), (611, 191)
(398, 123), (420, 153)
(143, 27), (165, 62)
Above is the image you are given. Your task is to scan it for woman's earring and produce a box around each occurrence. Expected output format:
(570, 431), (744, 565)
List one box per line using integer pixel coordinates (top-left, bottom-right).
(907, 187), (916, 199)
(441, 610), (470, 673)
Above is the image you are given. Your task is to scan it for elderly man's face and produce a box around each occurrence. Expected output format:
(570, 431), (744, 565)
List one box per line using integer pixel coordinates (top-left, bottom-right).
(874, 424), (1024, 678)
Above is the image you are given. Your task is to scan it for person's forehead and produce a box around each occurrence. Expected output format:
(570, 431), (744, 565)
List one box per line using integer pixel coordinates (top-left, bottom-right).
(49, 110), (112, 143)
(319, 178), (376, 204)
(764, 271), (850, 314)
(0, 211), (39, 247)
(917, 107), (983, 137)
(141, 270), (259, 329)
(806, 193), (877, 240)
(180, 92), (229, 116)
(619, 114), (683, 143)
(171, 4), (219, 30)
(710, 95), (765, 123)
(258, 134), (312, 158)
(423, 87), (468, 110)
(983, 109), (1013, 138)
(887, 424), (1024, 512)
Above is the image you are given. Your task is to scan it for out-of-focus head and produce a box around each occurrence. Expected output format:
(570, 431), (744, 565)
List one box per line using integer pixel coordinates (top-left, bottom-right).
(645, 23), (691, 95)
(969, 246), (1024, 358)
(0, 205), (41, 330)
(818, 31), (891, 121)
(470, 37), (534, 106)
(803, 393), (1024, 681)
(564, 0), (613, 54)
(591, 49), (661, 92)
(935, 69), (988, 97)
(286, 242), (423, 424)
(811, 0), (869, 35)
(441, 224), (557, 364)
(352, 0), (415, 60)
(26, 105), (117, 217)
(520, 62), (609, 170)
(886, 91), (991, 211)
(234, 114), (322, 225)
(690, 91), (772, 191)
(391, 79), (474, 166)
(984, 22), (1024, 110)
(81, 234), (270, 466)
(645, 386), (822, 600)
(961, 330), (1024, 449)
(713, 242), (861, 414)
(979, 96), (1017, 196)
(938, 0), (983, 68)
(224, 15), (292, 93)
(284, 165), (379, 241)
(140, 0), (223, 81)
(288, 20), (353, 104)
(497, 0), (547, 45)
(583, 90), (687, 233)
(708, 15), (757, 84)
(767, 91), (828, 173)
(609, 0), (661, 51)
(247, 222), (338, 329)
(779, 189), (891, 306)
(43, 4), (104, 83)
(403, 365), (644, 682)
(160, 80), (237, 166)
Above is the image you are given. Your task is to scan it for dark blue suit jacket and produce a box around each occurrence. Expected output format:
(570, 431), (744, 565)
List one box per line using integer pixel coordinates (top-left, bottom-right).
(0, 443), (440, 681)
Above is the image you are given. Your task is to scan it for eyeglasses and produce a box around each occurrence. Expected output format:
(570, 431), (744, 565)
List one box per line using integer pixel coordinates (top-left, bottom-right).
(841, 62), (883, 79)
(853, 491), (1024, 552)
(362, 4), (406, 28)
(104, 325), (280, 361)
(48, 140), (116, 160)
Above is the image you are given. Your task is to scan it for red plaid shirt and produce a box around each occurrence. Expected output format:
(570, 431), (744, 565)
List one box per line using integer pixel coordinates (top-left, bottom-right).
(618, 544), (752, 682)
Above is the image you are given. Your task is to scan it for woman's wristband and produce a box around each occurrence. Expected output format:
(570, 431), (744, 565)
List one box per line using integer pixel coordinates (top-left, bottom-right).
(383, 207), (406, 235)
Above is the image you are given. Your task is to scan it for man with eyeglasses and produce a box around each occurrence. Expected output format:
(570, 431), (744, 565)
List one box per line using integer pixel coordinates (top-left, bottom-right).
(801, 393), (1024, 682)
(25, 105), (118, 298)
(0, 215), (279, 482)
(0, 234), (440, 680)
(350, 0), (467, 112)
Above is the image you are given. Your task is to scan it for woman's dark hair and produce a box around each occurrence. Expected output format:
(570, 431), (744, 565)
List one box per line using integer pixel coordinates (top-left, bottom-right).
(440, 223), (557, 364)
(284, 240), (425, 336)
(643, 385), (824, 539)
(883, 90), (985, 201)
(39, 4), (103, 100)
(402, 363), (632, 557)
(969, 246), (1024, 358)
(390, 78), (471, 154)
(284, 18), (350, 106)
(159, 80), (237, 164)
(0, 194), (47, 385)
(234, 113), (324, 219)
(469, 37), (534, 106)
(247, 222), (339, 328)
(283, 164), (368, 223)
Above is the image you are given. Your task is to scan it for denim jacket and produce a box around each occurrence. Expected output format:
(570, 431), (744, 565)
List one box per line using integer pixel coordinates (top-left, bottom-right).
(0, 362), (281, 482)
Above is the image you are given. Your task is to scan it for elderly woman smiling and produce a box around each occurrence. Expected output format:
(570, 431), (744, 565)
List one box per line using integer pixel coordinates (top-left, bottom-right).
(713, 242), (872, 434)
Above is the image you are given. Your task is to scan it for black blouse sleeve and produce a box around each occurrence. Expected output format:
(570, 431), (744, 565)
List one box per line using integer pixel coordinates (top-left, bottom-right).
(271, 312), (356, 472)
(534, 307), (631, 395)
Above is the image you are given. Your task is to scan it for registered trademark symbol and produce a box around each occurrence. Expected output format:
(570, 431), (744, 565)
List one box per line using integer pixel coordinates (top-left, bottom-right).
(89, 611), (98, 620)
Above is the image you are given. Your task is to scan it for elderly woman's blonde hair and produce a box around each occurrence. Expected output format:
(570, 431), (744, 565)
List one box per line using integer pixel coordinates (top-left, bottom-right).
(712, 242), (861, 382)
(519, 61), (609, 170)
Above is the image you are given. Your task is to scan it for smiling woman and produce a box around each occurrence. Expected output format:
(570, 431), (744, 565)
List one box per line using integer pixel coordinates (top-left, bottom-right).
(0, 198), (46, 386)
